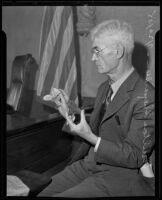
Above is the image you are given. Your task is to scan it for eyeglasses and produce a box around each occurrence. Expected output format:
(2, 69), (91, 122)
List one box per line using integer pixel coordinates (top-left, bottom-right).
(91, 46), (116, 57)
(91, 46), (107, 57)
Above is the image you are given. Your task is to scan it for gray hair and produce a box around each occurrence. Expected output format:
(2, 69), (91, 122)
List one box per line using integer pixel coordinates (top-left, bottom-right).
(90, 19), (134, 54)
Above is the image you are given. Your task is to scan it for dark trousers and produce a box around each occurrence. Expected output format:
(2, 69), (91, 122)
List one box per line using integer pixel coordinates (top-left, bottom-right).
(37, 159), (108, 197)
(37, 148), (155, 197)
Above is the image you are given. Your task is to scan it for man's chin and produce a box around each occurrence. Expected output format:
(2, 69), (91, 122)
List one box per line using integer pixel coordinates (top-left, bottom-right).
(97, 67), (103, 73)
(98, 69), (106, 74)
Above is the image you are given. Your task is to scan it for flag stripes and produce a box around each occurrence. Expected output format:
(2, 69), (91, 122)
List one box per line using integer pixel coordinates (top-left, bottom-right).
(36, 6), (78, 105)
(51, 13), (74, 89)
(37, 6), (65, 95)
(64, 58), (76, 96)
(39, 6), (56, 65)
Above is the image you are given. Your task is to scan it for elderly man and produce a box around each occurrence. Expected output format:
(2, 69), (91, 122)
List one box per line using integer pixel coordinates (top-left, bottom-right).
(38, 19), (155, 197)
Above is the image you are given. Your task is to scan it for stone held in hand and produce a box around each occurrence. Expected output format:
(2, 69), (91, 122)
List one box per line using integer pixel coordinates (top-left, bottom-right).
(43, 88), (61, 101)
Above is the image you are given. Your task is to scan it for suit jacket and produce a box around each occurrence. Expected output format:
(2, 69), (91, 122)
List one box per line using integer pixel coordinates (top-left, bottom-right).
(70, 70), (155, 170)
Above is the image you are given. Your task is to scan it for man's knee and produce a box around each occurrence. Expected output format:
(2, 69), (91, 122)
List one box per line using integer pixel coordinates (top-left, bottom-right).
(38, 160), (90, 197)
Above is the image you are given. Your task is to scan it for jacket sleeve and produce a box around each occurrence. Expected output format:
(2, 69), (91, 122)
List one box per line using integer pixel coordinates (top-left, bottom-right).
(62, 83), (107, 163)
(94, 83), (155, 169)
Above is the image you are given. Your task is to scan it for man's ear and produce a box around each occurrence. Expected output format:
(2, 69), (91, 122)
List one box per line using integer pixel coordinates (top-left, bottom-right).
(116, 43), (124, 59)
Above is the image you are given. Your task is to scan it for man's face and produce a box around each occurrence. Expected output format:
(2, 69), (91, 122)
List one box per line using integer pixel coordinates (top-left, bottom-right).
(91, 38), (119, 75)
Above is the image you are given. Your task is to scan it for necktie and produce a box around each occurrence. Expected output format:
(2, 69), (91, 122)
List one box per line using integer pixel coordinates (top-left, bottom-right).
(105, 85), (113, 106)
(100, 85), (113, 121)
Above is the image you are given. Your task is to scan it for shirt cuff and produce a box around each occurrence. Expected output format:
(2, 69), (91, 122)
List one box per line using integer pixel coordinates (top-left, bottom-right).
(94, 137), (101, 152)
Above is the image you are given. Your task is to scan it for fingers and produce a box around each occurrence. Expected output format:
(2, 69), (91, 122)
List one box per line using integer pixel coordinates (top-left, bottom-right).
(54, 98), (61, 107)
(59, 89), (69, 102)
(80, 109), (86, 123)
(59, 93), (66, 104)
(66, 110), (85, 125)
(54, 93), (65, 106)
(65, 113), (74, 127)
(51, 87), (60, 95)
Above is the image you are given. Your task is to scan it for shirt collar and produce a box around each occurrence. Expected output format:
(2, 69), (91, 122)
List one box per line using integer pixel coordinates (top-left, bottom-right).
(111, 67), (134, 98)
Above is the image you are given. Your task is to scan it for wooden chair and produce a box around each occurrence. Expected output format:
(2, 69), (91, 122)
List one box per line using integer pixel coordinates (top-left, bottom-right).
(7, 54), (38, 116)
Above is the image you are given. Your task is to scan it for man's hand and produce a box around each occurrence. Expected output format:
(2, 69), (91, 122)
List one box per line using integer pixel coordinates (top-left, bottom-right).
(65, 110), (98, 146)
(59, 89), (69, 102)
(43, 88), (69, 118)
(54, 92), (69, 118)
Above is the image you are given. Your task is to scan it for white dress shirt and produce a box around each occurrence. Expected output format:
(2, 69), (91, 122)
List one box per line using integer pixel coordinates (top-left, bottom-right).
(94, 67), (134, 152)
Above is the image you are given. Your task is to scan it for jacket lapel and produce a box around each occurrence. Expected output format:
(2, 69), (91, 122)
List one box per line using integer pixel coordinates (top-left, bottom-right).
(90, 80), (110, 134)
(101, 70), (140, 123)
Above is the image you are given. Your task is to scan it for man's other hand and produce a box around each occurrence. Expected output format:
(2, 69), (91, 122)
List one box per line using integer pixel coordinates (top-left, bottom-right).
(65, 110), (98, 146)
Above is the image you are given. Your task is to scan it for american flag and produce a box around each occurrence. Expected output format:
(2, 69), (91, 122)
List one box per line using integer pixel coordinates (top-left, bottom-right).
(36, 6), (78, 106)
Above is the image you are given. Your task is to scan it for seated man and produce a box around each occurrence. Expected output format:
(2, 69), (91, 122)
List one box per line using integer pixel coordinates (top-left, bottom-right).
(38, 19), (155, 197)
